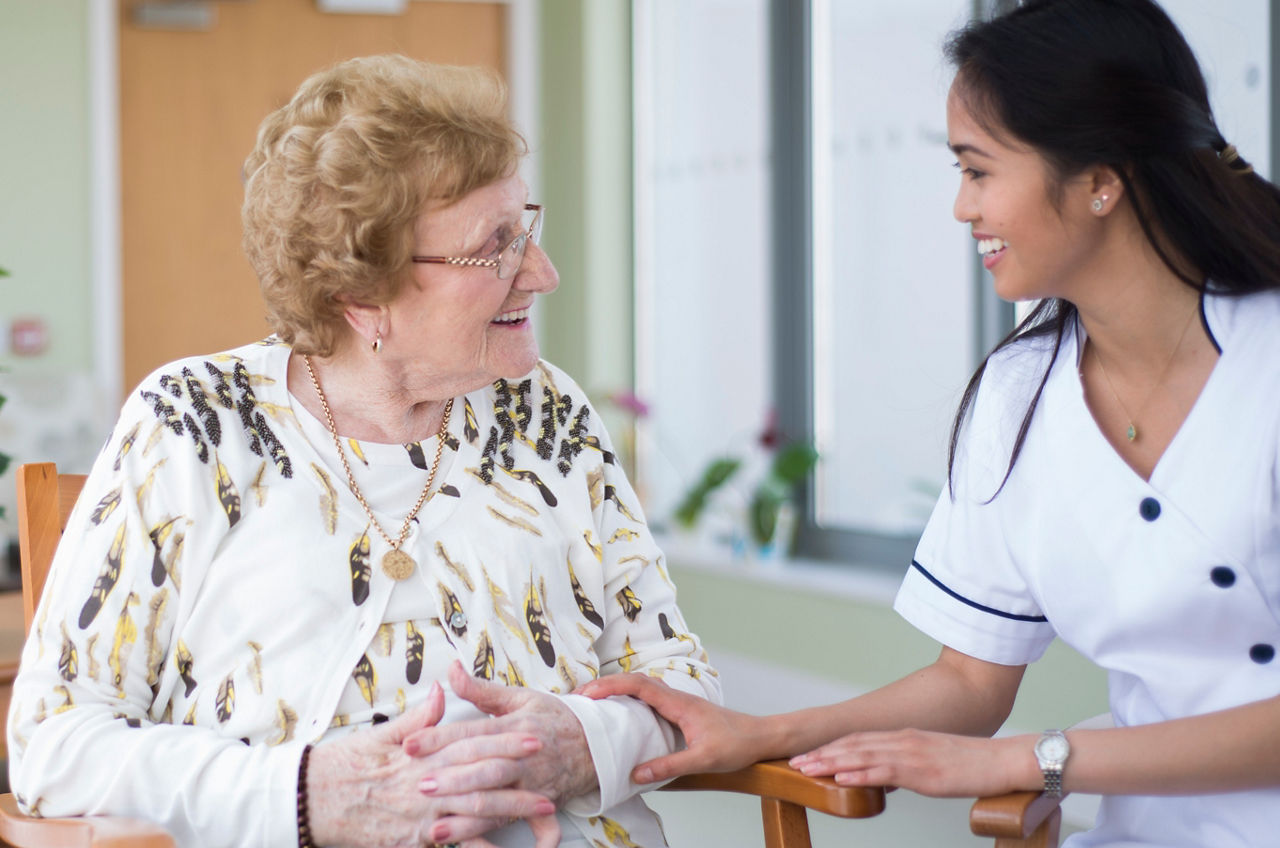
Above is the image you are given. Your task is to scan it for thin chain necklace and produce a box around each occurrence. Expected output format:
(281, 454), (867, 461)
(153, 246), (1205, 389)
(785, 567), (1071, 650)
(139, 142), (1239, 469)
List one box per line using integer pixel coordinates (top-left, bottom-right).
(1087, 305), (1197, 443)
(304, 355), (453, 581)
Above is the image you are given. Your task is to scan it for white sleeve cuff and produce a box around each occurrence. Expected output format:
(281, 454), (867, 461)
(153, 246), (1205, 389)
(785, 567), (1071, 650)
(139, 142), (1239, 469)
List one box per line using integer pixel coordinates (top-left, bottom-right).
(558, 693), (679, 816)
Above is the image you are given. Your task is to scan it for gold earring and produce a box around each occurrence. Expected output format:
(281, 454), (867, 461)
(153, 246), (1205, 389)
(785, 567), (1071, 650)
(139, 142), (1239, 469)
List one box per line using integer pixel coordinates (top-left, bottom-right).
(372, 331), (383, 354)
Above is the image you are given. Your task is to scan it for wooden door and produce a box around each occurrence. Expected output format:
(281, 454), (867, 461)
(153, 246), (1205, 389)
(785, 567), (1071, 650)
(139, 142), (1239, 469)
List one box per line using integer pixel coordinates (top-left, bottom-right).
(119, 0), (506, 396)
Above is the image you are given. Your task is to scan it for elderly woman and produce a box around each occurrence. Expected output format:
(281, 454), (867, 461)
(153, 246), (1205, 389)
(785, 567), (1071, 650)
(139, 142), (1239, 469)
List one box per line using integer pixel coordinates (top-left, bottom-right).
(8, 55), (718, 848)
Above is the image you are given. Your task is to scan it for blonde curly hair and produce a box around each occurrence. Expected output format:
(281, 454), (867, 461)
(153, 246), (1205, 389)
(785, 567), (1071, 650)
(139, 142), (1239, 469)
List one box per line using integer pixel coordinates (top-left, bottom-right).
(241, 55), (526, 355)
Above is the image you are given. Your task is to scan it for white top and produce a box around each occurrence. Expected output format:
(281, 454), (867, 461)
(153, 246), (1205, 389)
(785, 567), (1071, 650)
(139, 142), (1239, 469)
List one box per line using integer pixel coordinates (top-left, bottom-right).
(8, 339), (720, 848)
(896, 289), (1280, 847)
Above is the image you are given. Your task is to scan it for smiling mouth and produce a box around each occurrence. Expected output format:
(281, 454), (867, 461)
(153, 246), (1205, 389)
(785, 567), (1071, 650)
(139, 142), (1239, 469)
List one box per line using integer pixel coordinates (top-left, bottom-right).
(977, 237), (1008, 258)
(492, 307), (530, 325)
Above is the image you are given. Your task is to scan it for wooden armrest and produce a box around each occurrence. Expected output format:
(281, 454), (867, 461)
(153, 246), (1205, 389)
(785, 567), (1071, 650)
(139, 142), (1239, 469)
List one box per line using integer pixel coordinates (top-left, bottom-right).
(0, 794), (176, 848)
(970, 789), (1067, 839)
(662, 759), (886, 819)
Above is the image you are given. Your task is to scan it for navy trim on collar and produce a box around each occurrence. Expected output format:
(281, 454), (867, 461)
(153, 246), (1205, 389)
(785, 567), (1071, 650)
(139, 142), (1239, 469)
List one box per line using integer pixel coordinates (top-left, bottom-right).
(909, 560), (1049, 623)
(1199, 289), (1222, 354)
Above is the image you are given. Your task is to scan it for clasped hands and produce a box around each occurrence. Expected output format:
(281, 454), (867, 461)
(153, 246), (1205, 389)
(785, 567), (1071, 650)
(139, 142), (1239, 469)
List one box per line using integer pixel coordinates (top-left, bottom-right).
(309, 660), (597, 848)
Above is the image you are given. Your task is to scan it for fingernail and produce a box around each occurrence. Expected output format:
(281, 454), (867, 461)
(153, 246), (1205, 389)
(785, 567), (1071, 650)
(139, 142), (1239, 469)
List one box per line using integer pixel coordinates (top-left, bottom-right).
(522, 737), (541, 752)
(429, 681), (442, 696)
(419, 777), (437, 794)
(404, 739), (419, 756)
(431, 824), (450, 842)
(635, 767), (653, 784)
(534, 801), (556, 816)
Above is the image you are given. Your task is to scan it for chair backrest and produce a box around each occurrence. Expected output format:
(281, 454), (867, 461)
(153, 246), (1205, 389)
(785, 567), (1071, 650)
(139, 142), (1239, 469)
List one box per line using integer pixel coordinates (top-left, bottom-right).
(15, 463), (86, 635)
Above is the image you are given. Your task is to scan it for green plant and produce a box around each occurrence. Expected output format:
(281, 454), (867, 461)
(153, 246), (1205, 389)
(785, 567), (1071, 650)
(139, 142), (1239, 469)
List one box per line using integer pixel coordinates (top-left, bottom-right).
(747, 441), (819, 546)
(673, 457), (742, 530)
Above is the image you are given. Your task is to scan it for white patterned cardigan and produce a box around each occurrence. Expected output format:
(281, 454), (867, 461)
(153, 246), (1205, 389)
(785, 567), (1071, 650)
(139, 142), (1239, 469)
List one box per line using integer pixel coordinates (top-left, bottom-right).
(8, 338), (720, 848)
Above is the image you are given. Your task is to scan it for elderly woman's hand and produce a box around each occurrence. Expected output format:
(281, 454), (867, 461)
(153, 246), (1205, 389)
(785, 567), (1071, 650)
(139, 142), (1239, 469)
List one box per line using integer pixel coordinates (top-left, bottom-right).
(307, 681), (557, 848)
(399, 661), (597, 845)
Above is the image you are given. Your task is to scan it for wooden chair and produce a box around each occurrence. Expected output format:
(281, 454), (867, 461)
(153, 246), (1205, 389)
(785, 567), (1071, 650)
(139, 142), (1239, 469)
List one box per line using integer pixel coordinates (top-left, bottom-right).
(1, 462), (885, 848)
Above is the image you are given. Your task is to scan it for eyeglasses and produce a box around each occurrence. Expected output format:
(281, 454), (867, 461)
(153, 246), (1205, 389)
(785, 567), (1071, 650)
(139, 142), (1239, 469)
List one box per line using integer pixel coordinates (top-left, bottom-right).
(411, 204), (544, 280)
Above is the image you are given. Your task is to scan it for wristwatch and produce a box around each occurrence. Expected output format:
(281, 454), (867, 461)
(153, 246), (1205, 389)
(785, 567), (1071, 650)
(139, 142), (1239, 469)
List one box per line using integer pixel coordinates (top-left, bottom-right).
(1034, 729), (1070, 797)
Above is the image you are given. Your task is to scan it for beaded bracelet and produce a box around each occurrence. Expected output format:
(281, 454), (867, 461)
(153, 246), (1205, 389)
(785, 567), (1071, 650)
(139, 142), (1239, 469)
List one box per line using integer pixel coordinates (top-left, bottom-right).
(297, 744), (315, 848)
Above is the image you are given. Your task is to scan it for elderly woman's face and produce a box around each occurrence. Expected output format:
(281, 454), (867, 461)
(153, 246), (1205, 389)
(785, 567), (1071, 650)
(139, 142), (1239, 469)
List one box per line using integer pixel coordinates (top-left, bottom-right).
(391, 174), (558, 390)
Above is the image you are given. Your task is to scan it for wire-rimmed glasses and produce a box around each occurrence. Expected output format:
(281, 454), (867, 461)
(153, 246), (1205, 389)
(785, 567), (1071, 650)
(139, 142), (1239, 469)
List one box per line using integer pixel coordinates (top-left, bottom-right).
(411, 204), (544, 280)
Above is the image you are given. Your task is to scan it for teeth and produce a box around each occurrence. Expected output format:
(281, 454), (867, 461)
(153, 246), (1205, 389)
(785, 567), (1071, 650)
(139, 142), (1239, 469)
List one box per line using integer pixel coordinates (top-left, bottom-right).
(977, 237), (1007, 256)
(493, 307), (529, 324)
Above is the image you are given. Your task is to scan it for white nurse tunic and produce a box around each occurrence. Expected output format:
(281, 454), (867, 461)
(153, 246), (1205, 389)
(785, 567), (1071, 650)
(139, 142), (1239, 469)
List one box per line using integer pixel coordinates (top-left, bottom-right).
(895, 289), (1280, 847)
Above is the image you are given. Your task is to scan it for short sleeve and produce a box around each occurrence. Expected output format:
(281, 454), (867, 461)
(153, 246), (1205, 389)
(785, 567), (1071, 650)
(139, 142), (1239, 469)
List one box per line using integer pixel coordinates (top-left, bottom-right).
(894, 348), (1057, 666)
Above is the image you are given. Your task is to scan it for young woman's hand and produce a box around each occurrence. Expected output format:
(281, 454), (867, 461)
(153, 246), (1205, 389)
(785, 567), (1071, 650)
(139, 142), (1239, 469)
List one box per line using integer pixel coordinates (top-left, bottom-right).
(576, 672), (769, 783)
(790, 729), (1039, 797)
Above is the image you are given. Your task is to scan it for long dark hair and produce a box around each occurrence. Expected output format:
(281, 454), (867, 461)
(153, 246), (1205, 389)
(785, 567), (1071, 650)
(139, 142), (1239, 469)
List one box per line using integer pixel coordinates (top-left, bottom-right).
(945, 0), (1280, 497)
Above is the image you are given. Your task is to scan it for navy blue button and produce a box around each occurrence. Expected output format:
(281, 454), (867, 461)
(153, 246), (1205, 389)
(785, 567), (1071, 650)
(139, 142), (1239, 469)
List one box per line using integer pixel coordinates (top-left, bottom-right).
(1210, 566), (1236, 588)
(1139, 497), (1161, 521)
(1250, 644), (1275, 664)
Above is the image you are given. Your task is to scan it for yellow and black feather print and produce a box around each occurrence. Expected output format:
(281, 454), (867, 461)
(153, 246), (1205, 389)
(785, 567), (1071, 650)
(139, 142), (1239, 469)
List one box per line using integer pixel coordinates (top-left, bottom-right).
(583, 435), (617, 466)
(608, 528), (640, 544)
(249, 461), (269, 508)
(247, 640), (264, 694)
(113, 423), (140, 472)
(108, 591), (140, 698)
(590, 816), (642, 848)
(215, 674), (235, 723)
(176, 638), (197, 697)
(487, 505), (543, 536)
(603, 485), (642, 523)
(587, 466), (605, 510)
(524, 579), (556, 668)
(182, 413), (211, 464)
(556, 406), (590, 476)
(405, 441), (430, 471)
(57, 622), (78, 682)
(502, 466), (558, 507)
(312, 463), (338, 535)
(182, 701), (197, 726)
(555, 655), (578, 692)
(135, 457), (169, 513)
(79, 522), (126, 629)
(500, 658), (526, 688)
(440, 583), (468, 638)
(85, 634), (101, 682)
(349, 529), (372, 607)
(482, 566), (532, 653)
(213, 454), (241, 527)
(89, 487), (122, 526)
(476, 473), (539, 517)
(583, 530), (603, 563)
(373, 623), (394, 657)
(566, 558), (604, 629)
(463, 398), (479, 444)
(353, 652), (377, 706)
(270, 699), (297, 745)
(143, 589), (169, 690)
(203, 361), (234, 409)
(473, 629), (495, 680)
(615, 586), (642, 622)
(434, 542), (475, 592)
(53, 685), (75, 715)
(617, 635), (638, 673)
(148, 516), (181, 587)
(405, 621), (425, 684)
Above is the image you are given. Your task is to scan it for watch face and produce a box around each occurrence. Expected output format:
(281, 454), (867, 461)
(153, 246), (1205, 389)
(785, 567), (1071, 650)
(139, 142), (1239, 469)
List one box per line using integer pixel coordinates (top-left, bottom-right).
(1036, 734), (1069, 763)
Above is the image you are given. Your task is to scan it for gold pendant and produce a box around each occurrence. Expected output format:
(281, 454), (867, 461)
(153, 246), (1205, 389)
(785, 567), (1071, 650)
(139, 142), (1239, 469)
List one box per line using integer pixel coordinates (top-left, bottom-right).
(381, 549), (416, 581)
(1126, 425), (1137, 442)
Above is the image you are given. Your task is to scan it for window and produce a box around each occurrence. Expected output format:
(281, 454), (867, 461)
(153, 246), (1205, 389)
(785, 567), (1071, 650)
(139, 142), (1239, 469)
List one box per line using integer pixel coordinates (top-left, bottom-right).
(634, 0), (1273, 568)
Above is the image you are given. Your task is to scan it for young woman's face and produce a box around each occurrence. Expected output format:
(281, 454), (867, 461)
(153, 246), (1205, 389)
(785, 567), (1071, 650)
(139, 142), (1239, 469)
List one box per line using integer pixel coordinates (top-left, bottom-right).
(947, 83), (1102, 303)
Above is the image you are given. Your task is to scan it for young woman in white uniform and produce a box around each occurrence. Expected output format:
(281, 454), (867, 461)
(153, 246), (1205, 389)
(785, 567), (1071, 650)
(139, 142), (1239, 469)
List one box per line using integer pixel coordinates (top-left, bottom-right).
(577, 1), (1280, 844)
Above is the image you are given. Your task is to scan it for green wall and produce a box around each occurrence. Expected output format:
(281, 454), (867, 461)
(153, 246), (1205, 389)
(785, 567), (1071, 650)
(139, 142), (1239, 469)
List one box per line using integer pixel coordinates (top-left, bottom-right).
(0, 0), (93, 375)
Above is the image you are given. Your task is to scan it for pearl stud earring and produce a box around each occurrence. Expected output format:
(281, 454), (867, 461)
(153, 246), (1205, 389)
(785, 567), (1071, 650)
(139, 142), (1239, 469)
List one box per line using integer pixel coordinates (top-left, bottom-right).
(1091, 198), (1104, 212)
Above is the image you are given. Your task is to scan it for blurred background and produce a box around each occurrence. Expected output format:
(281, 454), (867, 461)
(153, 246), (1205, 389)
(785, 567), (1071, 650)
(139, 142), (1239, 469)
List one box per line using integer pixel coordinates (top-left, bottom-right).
(0, 1), (1272, 843)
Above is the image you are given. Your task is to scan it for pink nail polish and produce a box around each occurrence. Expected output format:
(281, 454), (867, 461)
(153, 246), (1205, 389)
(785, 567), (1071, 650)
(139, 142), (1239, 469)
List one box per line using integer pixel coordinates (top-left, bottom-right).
(419, 777), (437, 794)
(431, 824), (450, 842)
(404, 739), (419, 756)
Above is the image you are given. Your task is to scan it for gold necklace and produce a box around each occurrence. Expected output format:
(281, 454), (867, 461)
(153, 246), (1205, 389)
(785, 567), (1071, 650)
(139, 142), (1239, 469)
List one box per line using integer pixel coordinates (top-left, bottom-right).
(304, 355), (453, 581)
(1088, 305), (1197, 443)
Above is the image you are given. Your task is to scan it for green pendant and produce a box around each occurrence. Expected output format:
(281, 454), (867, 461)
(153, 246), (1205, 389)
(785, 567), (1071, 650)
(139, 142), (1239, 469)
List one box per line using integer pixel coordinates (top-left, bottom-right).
(1126, 425), (1137, 442)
